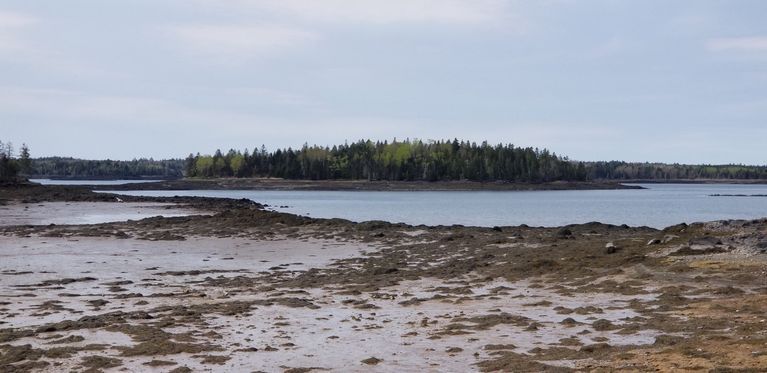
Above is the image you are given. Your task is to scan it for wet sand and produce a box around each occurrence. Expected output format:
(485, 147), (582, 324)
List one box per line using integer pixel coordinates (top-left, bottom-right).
(2, 187), (767, 372)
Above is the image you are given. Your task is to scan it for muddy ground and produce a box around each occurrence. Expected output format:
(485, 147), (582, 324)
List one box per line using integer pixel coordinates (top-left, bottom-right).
(1, 184), (767, 372)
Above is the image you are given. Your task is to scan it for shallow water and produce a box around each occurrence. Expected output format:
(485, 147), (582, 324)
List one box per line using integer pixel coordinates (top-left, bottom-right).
(101, 184), (767, 229)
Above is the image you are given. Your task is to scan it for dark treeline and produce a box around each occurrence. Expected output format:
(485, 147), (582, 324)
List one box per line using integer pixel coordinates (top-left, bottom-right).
(185, 139), (588, 182)
(0, 140), (30, 182)
(586, 161), (767, 180)
(11, 138), (767, 182)
(30, 157), (184, 179)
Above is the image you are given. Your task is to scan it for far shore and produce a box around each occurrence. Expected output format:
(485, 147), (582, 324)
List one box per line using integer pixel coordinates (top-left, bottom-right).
(27, 177), (767, 192)
(620, 178), (767, 184)
(56, 178), (643, 191)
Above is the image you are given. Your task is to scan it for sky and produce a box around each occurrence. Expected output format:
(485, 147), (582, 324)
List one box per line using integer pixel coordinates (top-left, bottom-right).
(1, 1), (766, 164)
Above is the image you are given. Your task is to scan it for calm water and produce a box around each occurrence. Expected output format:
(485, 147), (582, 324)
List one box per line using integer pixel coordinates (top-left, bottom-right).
(100, 184), (767, 229)
(31, 179), (163, 186)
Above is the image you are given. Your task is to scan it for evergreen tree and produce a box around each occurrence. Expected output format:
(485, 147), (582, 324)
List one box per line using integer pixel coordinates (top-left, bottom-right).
(0, 140), (20, 181)
(18, 144), (31, 174)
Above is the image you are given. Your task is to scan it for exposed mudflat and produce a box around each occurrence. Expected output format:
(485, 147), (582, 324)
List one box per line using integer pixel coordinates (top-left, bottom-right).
(2, 185), (767, 372)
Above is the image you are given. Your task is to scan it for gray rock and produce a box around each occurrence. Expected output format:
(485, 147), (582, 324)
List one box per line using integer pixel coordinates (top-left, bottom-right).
(688, 236), (723, 246)
(662, 235), (679, 244)
(605, 242), (620, 254)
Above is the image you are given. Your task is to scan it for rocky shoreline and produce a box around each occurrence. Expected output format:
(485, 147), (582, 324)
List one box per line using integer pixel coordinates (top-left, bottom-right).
(1, 184), (766, 372)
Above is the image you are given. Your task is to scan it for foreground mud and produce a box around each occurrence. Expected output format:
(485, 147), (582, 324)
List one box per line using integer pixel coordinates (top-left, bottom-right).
(1, 185), (767, 372)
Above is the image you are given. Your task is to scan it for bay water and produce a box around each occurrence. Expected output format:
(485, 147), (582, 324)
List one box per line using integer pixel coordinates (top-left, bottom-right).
(101, 184), (767, 229)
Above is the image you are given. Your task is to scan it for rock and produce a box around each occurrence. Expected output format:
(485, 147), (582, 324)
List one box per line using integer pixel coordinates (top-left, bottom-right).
(605, 242), (620, 254)
(688, 236), (723, 246)
(664, 223), (688, 233)
(662, 235), (679, 243)
(556, 228), (573, 239)
(670, 246), (730, 256)
(361, 357), (382, 365)
(580, 343), (612, 353)
(560, 317), (578, 327)
(647, 239), (661, 246)
(591, 319), (615, 331)
(654, 335), (685, 346)
(372, 267), (398, 275)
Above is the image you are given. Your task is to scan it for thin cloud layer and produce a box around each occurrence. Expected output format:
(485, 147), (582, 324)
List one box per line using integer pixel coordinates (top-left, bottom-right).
(167, 24), (319, 61)
(0, 10), (36, 28)
(707, 36), (767, 52)
(0, 10), (37, 53)
(210, 0), (511, 25)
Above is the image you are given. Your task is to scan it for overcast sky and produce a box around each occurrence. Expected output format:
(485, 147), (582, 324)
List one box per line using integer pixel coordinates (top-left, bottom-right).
(1, 1), (766, 163)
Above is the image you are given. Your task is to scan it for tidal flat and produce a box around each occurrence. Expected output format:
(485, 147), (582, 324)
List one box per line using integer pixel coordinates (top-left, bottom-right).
(1, 185), (767, 372)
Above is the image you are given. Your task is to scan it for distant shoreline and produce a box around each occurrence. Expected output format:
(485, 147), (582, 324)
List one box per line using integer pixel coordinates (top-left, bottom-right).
(28, 177), (767, 187)
(619, 179), (767, 184)
(77, 178), (643, 192)
(710, 194), (767, 197)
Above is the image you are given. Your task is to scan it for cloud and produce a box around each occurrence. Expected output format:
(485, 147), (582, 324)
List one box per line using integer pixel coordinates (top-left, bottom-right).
(706, 36), (767, 52)
(581, 36), (627, 60)
(0, 10), (121, 79)
(0, 86), (320, 126)
(0, 10), (37, 28)
(0, 87), (188, 125)
(0, 10), (38, 53)
(222, 87), (319, 107)
(163, 1), (521, 64)
(166, 24), (319, 61)
(266, 0), (508, 25)
(0, 86), (402, 135)
(197, 0), (512, 25)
